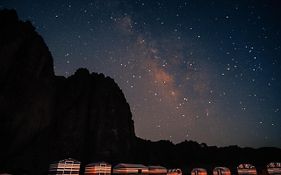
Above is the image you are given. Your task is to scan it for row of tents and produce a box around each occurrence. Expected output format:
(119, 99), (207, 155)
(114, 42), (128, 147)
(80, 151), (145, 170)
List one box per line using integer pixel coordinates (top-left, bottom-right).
(48, 159), (178, 175)
(48, 158), (281, 175)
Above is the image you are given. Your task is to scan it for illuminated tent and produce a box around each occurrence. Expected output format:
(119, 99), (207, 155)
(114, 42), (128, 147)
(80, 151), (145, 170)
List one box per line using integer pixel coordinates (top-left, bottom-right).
(191, 168), (208, 175)
(237, 164), (257, 175)
(113, 164), (149, 175)
(85, 162), (112, 175)
(148, 166), (167, 175)
(213, 167), (231, 175)
(167, 169), (182, 175)
(267, 162), (281, 175)
(48, 158), (80, 175)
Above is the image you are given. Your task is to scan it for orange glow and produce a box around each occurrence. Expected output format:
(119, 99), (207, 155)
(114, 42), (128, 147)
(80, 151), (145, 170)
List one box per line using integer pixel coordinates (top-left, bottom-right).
(237, 164), (257, 175)
(167, 169), (182, 175)
(148, 166), (167, 175)
(213, 167), (231, 175)
(113, 164), (149, 175)
(267, 162), (281, 175)
(191, 168), (208, 175)
(154, 69), (173, 85)
(85, 162), (112, 175)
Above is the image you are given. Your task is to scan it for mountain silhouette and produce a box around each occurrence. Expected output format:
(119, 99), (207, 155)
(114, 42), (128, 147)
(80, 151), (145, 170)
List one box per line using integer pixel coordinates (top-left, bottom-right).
(0, 9), (135, 174)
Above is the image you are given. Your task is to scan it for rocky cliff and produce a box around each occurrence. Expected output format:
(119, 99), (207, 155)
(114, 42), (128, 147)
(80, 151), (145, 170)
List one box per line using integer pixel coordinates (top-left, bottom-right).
(0, 9), (135, 175)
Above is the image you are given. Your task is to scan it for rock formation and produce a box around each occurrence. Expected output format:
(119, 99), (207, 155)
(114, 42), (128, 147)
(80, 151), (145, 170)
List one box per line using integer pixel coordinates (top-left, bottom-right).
(0, 9), (135, 174)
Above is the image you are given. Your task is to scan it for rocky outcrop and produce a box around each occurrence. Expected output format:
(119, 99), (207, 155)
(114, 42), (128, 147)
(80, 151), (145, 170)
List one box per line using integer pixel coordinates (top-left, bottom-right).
(51, 69), (135, 164)
(0, 9), (135, 175)
(0, 9), (56, 174)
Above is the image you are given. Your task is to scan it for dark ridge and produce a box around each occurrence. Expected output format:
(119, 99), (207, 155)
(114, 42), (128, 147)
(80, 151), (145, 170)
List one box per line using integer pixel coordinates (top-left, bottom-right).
(0, 9), (135, 174)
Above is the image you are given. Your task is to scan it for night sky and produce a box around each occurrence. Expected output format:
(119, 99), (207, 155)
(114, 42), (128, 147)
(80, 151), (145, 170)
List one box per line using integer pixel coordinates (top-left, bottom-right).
(1, 0), (281, 148)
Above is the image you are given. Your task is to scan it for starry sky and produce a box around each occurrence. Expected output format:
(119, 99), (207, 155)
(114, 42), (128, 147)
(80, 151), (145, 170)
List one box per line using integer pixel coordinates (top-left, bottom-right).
(1, 0), (281, 148)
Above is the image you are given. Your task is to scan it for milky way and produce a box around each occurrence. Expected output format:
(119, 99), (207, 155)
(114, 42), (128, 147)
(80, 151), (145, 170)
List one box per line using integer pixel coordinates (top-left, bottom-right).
(1, 0), (281, 147)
